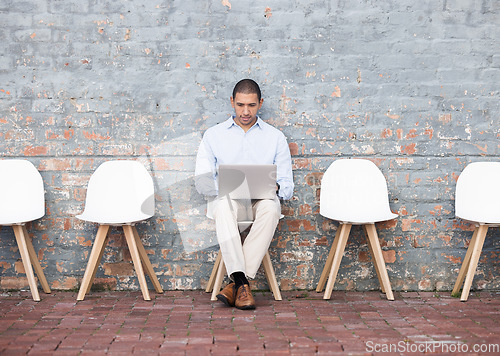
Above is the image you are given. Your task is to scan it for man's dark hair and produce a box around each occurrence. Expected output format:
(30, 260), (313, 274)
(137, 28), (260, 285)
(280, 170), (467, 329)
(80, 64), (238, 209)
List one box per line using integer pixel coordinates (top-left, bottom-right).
(232, 79), (261, 101)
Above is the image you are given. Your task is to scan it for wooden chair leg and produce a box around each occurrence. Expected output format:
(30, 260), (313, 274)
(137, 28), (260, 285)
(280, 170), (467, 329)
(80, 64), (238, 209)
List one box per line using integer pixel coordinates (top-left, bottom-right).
(452, 226), (479, 297)
(85, 225), (110, 294)
(206, 250), (222, 293)
(363, 225), (385, 294)
(364, 223), (394, 300)
(77, 225), (110, 301)
(316, 225), (342, 292)
(12, 225), (40, 301)
(22, 225), (51, 294)
(460, 224), (488, 301)
(131, 226), (163, 293)
(123, 225), (150, 301)
(210, 257), (226, 301)
(324, 223), (351, 299)
(262, 251), (282, 301)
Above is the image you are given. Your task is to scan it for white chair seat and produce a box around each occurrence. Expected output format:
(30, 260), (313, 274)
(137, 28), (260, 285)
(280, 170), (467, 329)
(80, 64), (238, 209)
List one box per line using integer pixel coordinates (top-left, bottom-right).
(319, 159), (397, 224)
(334, 211), (398, 226)
(76, 211), (153, 226)
(0, 160), (44, 225)
(77, 161), (155, 225)
(455, 162), (500, 224)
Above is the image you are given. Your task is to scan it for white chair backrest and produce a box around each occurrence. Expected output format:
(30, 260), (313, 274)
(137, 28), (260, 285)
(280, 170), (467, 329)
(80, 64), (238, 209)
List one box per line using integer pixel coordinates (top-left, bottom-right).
(320, 159), (397, 224)
(0, 160), (45, 225)
(455, 161), (500, 224)
(77, 160), (154, 225)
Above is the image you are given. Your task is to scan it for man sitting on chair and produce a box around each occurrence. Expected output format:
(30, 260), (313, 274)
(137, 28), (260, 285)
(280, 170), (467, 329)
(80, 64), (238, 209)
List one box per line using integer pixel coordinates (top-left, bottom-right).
(195, 79), (294, 310)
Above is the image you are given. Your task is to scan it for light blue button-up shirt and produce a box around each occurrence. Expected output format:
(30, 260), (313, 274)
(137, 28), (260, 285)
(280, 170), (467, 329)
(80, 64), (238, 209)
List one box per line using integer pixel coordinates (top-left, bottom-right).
(195, 116), (294, 200)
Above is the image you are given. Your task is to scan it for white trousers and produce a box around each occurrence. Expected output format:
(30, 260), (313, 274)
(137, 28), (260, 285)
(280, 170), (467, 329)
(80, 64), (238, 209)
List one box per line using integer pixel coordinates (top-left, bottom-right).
(212, 196), (281, 279)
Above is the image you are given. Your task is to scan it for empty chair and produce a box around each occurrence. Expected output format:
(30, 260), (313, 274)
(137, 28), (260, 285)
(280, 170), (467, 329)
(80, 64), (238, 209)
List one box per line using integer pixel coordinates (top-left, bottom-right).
(76, 160), (163, 301)
(452, 162), (500, 301)
(316, 159), (397, 300)
(204, 199), (282, 301)
(0, 159), (51, 301)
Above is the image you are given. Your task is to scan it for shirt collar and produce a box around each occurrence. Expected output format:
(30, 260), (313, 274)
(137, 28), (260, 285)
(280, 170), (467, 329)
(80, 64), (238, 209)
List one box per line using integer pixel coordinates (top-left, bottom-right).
(226, 116), (263, 130)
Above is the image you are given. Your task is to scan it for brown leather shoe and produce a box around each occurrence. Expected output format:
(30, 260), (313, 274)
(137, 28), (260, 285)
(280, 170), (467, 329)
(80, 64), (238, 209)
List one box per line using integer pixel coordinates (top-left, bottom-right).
(235, 284), (255, 310)
(216, 283), (236, 307)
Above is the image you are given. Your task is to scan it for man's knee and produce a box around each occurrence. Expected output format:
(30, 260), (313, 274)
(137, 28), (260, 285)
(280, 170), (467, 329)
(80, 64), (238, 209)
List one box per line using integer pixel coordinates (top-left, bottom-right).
(214, 198), (246, 222)
(255, 199), (281, 220)
(213, 198), (233, 217)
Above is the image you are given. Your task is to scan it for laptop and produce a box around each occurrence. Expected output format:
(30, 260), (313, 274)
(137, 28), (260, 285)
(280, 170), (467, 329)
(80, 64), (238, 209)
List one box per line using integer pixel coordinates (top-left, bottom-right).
(218, 164), (277, 200)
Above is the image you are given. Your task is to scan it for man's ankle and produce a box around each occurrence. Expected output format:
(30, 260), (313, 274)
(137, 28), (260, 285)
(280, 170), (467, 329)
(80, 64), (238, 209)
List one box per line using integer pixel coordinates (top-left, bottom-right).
(231, 271), (249, 288)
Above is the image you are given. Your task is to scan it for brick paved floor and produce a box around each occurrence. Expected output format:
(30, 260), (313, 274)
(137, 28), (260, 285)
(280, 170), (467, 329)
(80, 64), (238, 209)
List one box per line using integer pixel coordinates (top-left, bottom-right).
(0, 290), (499, 355)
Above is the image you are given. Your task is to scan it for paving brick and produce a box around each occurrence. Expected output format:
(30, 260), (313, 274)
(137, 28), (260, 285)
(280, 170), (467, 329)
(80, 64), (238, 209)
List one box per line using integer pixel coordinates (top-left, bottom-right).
(0, 288), (483, 356)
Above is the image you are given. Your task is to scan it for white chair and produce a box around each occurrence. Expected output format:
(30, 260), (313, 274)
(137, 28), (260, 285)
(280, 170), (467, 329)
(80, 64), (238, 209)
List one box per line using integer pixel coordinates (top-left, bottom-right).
(204, 199), (282, 301)
(76, 160), (163, 301)
(452, 162), (500, 301)
(316, 159), (397, 300)
(0, 160), (51, 301)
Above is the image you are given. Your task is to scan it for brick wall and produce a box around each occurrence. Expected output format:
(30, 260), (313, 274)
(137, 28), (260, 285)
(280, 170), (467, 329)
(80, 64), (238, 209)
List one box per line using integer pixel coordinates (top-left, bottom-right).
(0, 0), (498, 293)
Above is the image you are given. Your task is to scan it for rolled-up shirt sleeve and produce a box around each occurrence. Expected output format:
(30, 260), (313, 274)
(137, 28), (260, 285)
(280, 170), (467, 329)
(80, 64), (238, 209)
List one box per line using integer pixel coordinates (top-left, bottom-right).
(194, 134), (218, 196)
(275, 133), (294, 200)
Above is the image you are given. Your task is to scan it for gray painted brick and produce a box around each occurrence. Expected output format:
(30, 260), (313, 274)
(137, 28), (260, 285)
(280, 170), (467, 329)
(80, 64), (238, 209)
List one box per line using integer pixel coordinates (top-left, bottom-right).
(49, 0), (89, 14)
(13, 28), (51, 42)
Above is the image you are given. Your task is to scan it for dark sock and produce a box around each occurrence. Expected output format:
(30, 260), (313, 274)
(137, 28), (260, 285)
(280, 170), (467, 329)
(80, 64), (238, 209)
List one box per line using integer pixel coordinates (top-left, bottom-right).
(231, 272), (249, 288)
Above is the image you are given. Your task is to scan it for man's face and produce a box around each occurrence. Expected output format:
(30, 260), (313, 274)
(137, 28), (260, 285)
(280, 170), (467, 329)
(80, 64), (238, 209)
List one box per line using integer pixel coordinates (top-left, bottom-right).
(230, 92), (263, 131)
